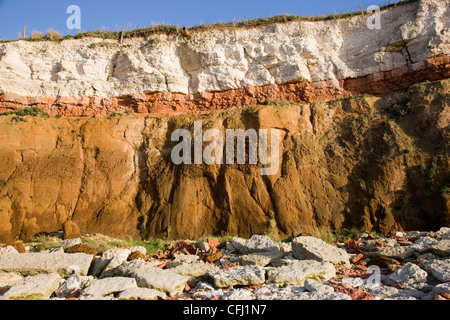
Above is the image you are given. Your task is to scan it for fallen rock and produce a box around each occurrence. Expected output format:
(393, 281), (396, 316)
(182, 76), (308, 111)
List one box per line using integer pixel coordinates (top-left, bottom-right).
(172, 253), (199, 263)
(0, 246), (19, 255)
(222, 288), (253, 300)
(165, 261), (218, 278)
(367, 255), (400, 268)
(2, 273), (61, 300)
(117, 287), (167, 300)
(55, 274), (93, 298)
(277, 291), (352, 300)
(114, 259), (149, 278)
(266, 260), (336, 285)
(61, 238), (81, 249)
(410, 237), (438, 251)
(432, 240), (450, 257)
(304, 279), (334, 293)
(376, 246), (415, 260)
(436, 227), (450, 240)
(386, 263), (428, 286)
(239, 251), (286, 267)
(227, 238), (247, 253)
(65, 244), (96, 256)
(197, 242), (210, 252)
(0, 272), (23, 288)
(205, 252), (223, 263)
(292, 236), (349, 265)
(207, 265), (265, 288)
(0, 252), (94, 276)
(82, 277), (137, 296)
(432, 282), (450, 295)
(126, 246), (147, 255)
(62, 221), (81, 240)
(128, 251), (146, 261)
(341, 277), (365, 288)
(134, 266), (189, 296)
(369, 284), (399, 299)
(242, 235), (280, 253)
(193, 289), (224, 300)
(99, 248), (131, 278)
(419, 259), (450, 282)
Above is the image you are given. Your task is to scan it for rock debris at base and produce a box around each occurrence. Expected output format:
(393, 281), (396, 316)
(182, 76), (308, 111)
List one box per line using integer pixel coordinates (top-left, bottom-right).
(1, 228), (450, 300)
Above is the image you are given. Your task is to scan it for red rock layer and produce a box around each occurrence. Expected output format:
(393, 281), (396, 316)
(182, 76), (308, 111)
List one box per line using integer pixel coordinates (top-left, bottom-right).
(1, 55), (449, 117)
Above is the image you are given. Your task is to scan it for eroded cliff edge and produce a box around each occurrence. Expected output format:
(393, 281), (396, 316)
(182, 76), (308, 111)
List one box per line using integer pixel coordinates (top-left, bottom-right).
(0, 79), (448, 243)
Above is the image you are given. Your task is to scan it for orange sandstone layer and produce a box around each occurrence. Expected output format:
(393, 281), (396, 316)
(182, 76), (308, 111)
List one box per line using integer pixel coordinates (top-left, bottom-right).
(1, 55), (449, 117)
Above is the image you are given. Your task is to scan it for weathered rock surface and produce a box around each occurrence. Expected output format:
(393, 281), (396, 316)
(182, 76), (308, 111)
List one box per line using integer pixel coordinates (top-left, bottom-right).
(292, 237), (349, 265)
(0, 252), (93, 276)
(116, 287), (167, 300)
(207, 266), (265, 288)
(0, 0), (448, 117)
(134, 267), (189, 296)
(266, 260), (336, 285)
(386, 263), (428, 286)
(376, 246), (415, 260)
(82, 277), (137, 296)
(304, 278), (335, 293)
(166, 261), (218, 278)
(239, 251), (286, 266)
(419, 259), (450, 282)
(2, 273), (61, 300)
(0, 272), (22, 288)
(240, 235), (280, 254)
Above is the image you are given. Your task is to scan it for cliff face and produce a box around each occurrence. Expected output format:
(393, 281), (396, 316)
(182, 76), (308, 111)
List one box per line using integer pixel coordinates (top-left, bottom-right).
(0, 79), (449, 243)
(0, 0), (449, 243)
(0, 0), (449, 116)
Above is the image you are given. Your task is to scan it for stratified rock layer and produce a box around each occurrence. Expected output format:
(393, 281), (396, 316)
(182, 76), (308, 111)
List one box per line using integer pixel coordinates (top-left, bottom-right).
(0, 78), (449, 242)
(0, 0), (449, 116)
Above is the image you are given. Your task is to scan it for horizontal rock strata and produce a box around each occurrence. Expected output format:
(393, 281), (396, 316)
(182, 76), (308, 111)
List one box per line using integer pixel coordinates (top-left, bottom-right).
(0, 0), (449, 116)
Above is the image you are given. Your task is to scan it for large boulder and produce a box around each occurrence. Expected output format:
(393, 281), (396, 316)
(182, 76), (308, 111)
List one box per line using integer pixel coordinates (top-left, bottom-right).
(134, 266), (188, 297)
(0, 252), (93, 276)
(266, 260), (336, 285)
(206, 265), (265, 288)
(386, 263), (428, 286)
(419, 259), (450, 282)
(2, 273), (61, 300)
(82, 277), (137, 296)
(292, 237), (349, 265)
(376, 246), (415, 260)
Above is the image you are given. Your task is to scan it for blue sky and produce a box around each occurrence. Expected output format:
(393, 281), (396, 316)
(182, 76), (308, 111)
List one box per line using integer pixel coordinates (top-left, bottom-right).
(0, 0), (397, 40)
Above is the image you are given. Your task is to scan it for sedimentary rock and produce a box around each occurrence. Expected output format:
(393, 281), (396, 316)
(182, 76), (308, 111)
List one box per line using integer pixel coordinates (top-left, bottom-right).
(292, 237), (349, 265)
(0, 252), (93, 276)
(207, 265), (265, 288)
(266, 260), (336, 285)
(134, 266), (189, 296)
(0, 0), (448, 116)
(2, 273), (61, 300)
(116, 287), (167, 300)
(82, 277), (137, 296)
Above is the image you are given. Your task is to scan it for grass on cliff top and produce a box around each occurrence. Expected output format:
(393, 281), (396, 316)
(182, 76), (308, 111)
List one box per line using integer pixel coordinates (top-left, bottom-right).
(2, 0), (417, 43)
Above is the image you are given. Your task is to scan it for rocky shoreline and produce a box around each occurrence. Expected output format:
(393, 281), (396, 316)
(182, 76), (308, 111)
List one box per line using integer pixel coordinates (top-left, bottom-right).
(0, 228), (449, 300)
